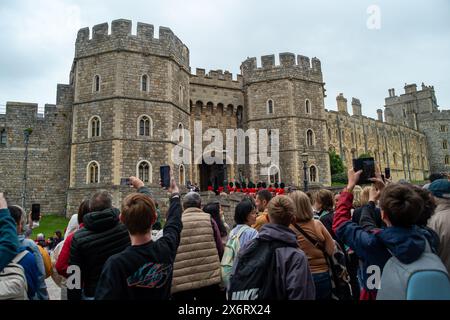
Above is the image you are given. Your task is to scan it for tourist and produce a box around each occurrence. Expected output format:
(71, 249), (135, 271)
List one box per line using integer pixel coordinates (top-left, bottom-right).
(252, 190), (273, 232)
(95, 176), (182, 300)
(171, 192), (223, 301)
(229, 195), (315, 300)
(289, 191), (334, 300)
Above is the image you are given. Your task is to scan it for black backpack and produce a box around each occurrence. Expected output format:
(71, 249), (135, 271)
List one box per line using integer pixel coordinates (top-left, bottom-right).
(228, 238), (295, 300)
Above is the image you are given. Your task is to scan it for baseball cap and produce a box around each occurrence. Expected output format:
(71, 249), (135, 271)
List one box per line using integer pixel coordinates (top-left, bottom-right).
(429, 179), (450, 199)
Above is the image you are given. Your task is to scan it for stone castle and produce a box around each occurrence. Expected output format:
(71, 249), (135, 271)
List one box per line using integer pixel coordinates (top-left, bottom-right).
(0, 19), (449, 216)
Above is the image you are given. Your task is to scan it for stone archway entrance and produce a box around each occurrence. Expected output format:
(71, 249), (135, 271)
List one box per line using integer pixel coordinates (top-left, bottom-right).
(199, 159), (228, 191)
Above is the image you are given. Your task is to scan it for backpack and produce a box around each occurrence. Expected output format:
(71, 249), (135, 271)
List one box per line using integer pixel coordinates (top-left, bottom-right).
(37, 245), (52, 279)
(221, 225), (251, 289)
(228, 238), (295, 300)
(0, 251), (29, 300)
(292, 223), (353, 300)
(377, 241), (450, 300)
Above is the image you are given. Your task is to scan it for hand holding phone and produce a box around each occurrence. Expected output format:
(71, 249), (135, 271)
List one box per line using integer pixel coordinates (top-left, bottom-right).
(352, 157), (375, 185)
(160, 166), (171, 189)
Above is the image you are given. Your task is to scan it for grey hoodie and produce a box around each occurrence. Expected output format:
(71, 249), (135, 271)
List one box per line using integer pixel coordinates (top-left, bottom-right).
(252, 223), (316, 300)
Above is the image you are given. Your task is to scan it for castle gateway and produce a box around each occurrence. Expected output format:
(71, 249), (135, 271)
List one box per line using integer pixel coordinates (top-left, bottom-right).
(1, 19), (449, 216)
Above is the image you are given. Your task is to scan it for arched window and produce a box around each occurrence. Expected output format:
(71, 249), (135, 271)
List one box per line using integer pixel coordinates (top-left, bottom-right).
(179, 164), (185, 186)
(393, 153), (397, 165)
(351, 132), (355, 144)
(0, 129), (6, 145)
(328, 128), (332, 141)
(141, 74), (148, 92)
(138, 115), (153, 137)
(93, 75), (100, 92)
(306, 129), (314, 147)
(267, 100), (274, 114)
(445, 155), (450, 165)
(309, 166), (318, 183)
(268, 165), (281, 185)
(443, 140), (448, 150)
(137, 161), (152, 183)
(87, 161), (100, 184)
(178, 123), (184, 143)
(305, 99), (311, 114)
(351, 149), (356, 159)
(89, 116), (101, 138)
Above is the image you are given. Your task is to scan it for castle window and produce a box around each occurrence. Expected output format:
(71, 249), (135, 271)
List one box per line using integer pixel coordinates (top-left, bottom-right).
(268, 165), (281, 185)
(267, 100), (274, 114)
(87, 161), (100, 184)
(138, 115), (153, 137)
(443, 140), (448, 150)
(328, 128), (332, 141)
(93, 75), (100, 93)
(0, 129), (6, 145)
(89, 116), (101, 138)
(393, 153), (397, 165)
(351, 132), (355, 144)
(351, 150), (356, 159)
(305, 99), (311, 114)
(179, 164), (185, 186)
(137, 161), (152, 183)
(440, 125), (448, 132)
(141, 75), (148, 92)
(178, 123), (184, 143)
(309, 165), (318, 183)
(306, 129), (314, 147)
(445, 155), (450, 166)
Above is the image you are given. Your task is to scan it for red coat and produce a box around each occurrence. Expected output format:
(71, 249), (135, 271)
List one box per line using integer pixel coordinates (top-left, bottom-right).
(55, 224), (83, 277)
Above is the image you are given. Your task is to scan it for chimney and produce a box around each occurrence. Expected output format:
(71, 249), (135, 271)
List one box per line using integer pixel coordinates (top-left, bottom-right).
(377, 109), (384, 122)
(352, 98), (362, 116)
(388, 88), (396, 97)
(337, 93), (348, 114)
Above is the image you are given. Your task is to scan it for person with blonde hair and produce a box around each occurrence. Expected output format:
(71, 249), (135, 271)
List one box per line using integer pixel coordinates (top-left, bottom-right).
(228, 195), (315, 300)
(352, 185), (363, 209)
(289, 191), (335, 300)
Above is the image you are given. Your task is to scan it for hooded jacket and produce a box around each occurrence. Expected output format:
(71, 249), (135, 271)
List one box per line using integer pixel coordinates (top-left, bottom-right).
(333, 191), (437, 297)
(241, 223), (316, 300)
(68, 207), (131, 299)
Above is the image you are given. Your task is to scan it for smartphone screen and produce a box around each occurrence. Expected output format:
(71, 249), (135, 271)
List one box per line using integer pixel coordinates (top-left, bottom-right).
(31, 204), (41, 222)
(353, 157), (375, 185)
(120, 178), (130, 186)
(385, 168), (391, 180)
(160, 166), (171, 189)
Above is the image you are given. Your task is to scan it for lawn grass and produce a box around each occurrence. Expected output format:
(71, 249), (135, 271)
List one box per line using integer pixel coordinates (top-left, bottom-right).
(31, 215), (70, 240)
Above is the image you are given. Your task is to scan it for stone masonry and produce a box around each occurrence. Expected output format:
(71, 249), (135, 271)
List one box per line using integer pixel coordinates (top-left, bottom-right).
(0, 19), (447, 217)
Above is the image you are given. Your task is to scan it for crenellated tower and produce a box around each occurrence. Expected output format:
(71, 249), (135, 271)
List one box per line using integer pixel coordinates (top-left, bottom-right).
(68, 19), (191, 213)
(241, 53), (331, 186)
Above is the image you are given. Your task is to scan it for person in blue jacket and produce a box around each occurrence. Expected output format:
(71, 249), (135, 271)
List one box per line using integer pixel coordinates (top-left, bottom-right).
(0, 193), (19, 271)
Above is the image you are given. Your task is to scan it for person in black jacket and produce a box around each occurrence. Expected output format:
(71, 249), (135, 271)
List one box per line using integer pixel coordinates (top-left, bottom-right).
(95, 175), (182, 300)
(68, 185), (149, 300)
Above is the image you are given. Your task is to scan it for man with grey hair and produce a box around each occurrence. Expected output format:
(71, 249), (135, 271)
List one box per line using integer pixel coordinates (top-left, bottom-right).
(171, 192), (224, 300)
(68, 186), (145, 300)
(428, 179), (450, 274)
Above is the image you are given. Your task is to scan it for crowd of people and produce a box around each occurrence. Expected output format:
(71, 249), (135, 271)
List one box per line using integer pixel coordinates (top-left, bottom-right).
(1, 167), (450, 300)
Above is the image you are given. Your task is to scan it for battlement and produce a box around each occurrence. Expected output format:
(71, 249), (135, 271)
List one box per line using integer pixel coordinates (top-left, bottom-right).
(190, 68), (243, 89)
(2, 102), (61, 121)
(241, 53), (322, 84)
(75, 19), (190, 70)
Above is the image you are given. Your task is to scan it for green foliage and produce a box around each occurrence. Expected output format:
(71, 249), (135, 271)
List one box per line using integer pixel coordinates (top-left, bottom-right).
(31, 215), (69, 239)
(358, 153), (372, 159)
(329, 150), (345, 175)
(331, 172), (348, 184)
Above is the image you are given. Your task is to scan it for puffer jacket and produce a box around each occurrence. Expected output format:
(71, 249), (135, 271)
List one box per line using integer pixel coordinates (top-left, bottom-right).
(68, 208), (131, 299)
(171, 207), (221, 294)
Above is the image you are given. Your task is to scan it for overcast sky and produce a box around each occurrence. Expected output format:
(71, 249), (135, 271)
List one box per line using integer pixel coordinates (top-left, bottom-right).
(0, 0), (449, 118)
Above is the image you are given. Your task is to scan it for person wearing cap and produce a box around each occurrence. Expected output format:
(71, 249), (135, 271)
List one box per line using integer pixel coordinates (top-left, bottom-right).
(428, 179), (450, 274)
